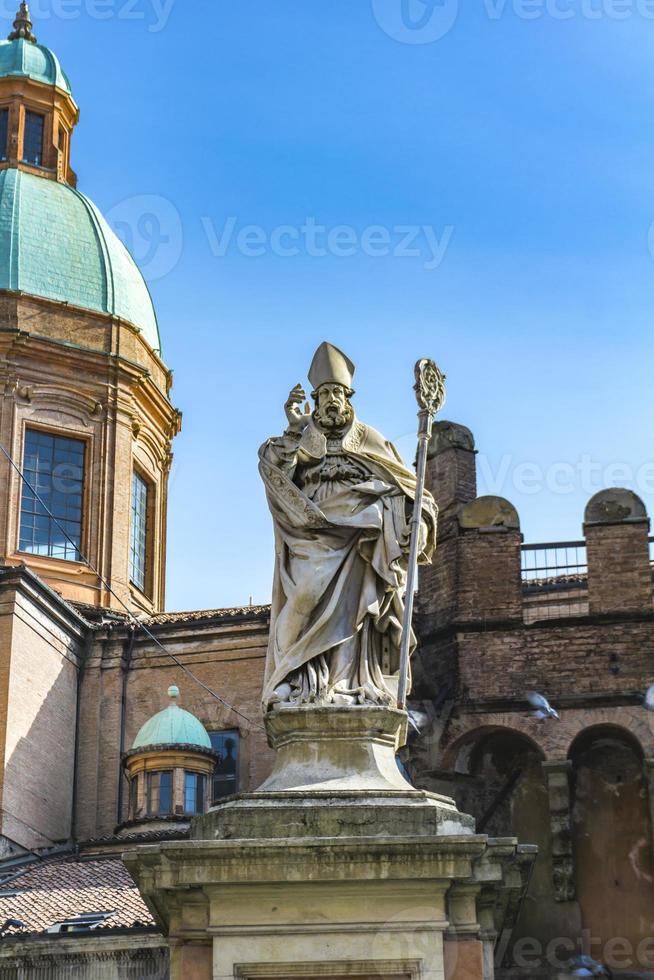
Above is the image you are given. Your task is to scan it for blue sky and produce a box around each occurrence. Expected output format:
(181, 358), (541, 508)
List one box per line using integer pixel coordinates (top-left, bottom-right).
(25, 0), (654, 610)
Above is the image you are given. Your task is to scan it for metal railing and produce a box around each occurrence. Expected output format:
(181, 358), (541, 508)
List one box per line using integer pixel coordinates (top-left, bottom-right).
(521, 540), (588, 589)
(521, 540), (589, 622)
(520, 535), (654, 622)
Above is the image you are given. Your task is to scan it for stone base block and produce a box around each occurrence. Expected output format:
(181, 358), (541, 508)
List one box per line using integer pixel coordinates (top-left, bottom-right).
(124, 706), (535, 980)
(193, 705), (474, 841)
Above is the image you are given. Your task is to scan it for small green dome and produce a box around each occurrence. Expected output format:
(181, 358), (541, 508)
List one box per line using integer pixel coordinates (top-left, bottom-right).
(0, 168), (161, 353)
(131, 688), (212, 751)
(0, 38), (72, 95)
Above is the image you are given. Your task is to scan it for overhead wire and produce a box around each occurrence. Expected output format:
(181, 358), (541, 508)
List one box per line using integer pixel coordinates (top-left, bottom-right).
(0, 441), (266, 732)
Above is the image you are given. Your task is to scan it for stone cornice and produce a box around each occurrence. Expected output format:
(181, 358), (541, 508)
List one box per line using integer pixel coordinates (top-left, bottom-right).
(0, 562), (91, 642)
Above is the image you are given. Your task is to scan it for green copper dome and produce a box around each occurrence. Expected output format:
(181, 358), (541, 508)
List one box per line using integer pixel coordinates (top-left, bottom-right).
(0, 168), (161, 352)
(131, 687), (212, 751)
(0, 38), (72, 95)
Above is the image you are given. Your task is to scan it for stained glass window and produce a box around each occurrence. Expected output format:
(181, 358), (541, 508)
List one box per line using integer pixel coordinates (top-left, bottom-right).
(19, 429), (85, 561)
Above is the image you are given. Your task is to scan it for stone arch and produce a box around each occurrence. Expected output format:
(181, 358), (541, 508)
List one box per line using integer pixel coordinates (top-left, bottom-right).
(569, 723), (654, 966)
(444, 724), (572, 960)
(443, 722), (545, 774)
(562, 707), (654, 760)
(568, 721), (645, 761)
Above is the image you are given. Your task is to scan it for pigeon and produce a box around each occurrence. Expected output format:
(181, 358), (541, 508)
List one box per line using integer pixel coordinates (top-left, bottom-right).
(0, 918), (26, 935)
(643, 681), (654, 711)
(407, 707), (430, 733)
(568, 954), (612, 977)
(526, 690), (560, 720)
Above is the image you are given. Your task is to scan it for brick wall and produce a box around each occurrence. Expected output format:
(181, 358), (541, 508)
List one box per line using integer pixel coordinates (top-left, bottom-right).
(586, 520), (652, 614)
(0, 567), (86, 849)
(76, 611), (272, 839)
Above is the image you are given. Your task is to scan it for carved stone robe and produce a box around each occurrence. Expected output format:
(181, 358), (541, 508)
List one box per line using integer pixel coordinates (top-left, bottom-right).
(258, 415), (437, 709)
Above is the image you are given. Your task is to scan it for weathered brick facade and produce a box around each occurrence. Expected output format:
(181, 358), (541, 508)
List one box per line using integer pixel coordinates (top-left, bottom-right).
(406, 421), (654, 975)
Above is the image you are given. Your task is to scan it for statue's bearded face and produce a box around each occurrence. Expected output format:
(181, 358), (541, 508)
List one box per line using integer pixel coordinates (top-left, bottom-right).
(313, 383), (354, 431)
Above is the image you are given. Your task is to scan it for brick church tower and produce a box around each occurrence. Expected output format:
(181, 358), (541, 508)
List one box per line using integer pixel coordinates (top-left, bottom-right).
(0, 4), (180, 855)
(0, 1), (179, 616)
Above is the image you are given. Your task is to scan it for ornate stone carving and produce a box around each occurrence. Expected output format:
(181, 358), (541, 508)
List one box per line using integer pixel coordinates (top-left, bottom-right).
(414, 357), (446, 413)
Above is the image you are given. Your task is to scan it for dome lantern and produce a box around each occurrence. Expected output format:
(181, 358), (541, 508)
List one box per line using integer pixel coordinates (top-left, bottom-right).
(120, 688), (218, 835)
(0, 2), (79, 185)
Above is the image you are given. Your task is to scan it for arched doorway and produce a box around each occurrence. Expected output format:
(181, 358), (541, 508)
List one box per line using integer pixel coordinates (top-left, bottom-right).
(570, 725), (654, 969)
(452, 728), (569, 953)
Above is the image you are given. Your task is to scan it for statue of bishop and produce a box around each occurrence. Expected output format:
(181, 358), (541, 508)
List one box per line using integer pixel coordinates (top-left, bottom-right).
(258, 342), (438, 710)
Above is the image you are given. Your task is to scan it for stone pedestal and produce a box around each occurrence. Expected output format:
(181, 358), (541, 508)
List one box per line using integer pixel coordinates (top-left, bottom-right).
(124, 707), (533, 980)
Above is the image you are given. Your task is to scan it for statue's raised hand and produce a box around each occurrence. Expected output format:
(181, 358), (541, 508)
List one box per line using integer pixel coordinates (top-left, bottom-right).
(284, 383), (310, 432)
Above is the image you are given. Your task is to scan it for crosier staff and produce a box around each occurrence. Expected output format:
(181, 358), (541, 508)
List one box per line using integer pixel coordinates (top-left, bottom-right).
(397, 358), (446, 711)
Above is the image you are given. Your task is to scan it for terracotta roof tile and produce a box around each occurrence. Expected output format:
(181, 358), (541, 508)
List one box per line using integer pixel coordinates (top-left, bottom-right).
(148, 604), (270, 625)
(0, 856), (156, 935)
(69, 601), (271, 627)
